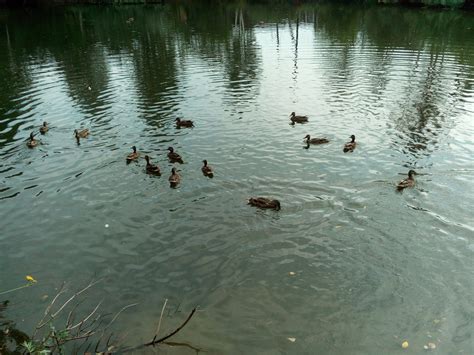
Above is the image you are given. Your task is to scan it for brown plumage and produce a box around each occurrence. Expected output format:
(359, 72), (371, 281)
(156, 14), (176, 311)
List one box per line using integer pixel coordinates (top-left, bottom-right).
(397, 170), (416, 190)
(290, 112), (308, 124)
(126, 146), (139, 162)
(167, 147), (183, 164)
(248, 197), (281, 211)
(304, 134), (329, 145)
(175, 118), (194, 128)
(201, 160), (214, 178)
(26, 132), (38, 148)
(39, 121), (49, 134)
(343, 135), (356, 153)
(145, 155), (161, 175)
(169, 167), (181, 187)
(74, 128), (89, 138)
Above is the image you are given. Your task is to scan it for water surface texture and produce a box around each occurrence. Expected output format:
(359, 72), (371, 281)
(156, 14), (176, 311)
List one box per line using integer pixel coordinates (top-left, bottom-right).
(0, 3), (473, 354)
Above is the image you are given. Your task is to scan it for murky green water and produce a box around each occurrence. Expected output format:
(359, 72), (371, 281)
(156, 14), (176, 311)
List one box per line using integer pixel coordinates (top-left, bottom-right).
(1, 2), (473, 354)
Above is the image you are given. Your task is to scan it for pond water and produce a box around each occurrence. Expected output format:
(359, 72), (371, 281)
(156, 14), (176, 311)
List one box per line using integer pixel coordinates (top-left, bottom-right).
(0, 2), (473, 354)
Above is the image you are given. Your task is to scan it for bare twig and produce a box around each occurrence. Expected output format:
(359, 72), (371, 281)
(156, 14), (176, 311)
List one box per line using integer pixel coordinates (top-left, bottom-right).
(152, 298), (168, 342)
(144, 308), (196, 347)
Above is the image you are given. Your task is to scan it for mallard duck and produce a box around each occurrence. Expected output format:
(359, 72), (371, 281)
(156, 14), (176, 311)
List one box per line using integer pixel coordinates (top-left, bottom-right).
(304, 134), (329, 145)
(126, 146), (139, 162)
(201, 160), (214, 178)
(397, 170), (416, 190)
(39, 121), (49, 134)
(26, 132), (38, 148)
(167, 147), (183, 163)
(176, 118), (194, 128)
(144, 155), (161, 175)
(290, 112), (308, 124)
(169, 167), (181, 187)
(248, 197), (281, 211)
(343, 135), (356, 153)
(74, 128), (89, 138)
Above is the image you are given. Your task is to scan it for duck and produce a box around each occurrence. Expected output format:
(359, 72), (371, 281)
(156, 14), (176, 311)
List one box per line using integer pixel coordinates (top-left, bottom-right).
(248, 197), (281, 211)
(169, 167), (181, 187)
(397, 170), (416, 190)
(26, 132), (38, 148)
(201, 160), (214, 178)
(126, 146), (139, 162)
(290, 112), (308, 124)
(144, 155), (161, 175)
(175, 118), (194, 128)
(39, 121), (49, 134)
(167, 147), (183, 163)
(304, 134), (329, 145)
(343, 135), (356, 153)
(74, 128), (89, 138)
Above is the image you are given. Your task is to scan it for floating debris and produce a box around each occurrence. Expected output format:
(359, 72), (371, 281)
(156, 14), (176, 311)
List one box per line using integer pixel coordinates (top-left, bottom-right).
(402, 340), (409, 349)
(287, 337), (296, 343)
(105, 224), (109, 228)
(289, 272), (296, 276)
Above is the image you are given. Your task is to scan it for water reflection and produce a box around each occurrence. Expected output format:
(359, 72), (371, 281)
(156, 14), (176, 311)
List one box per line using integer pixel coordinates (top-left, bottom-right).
(0, 2), (473, 354)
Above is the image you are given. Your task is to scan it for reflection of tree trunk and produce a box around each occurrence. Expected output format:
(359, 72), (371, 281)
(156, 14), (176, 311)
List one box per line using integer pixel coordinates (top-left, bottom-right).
(276, 23), (279, 47)
(79, 11), (84, 35)
(5, 24), (10, 53)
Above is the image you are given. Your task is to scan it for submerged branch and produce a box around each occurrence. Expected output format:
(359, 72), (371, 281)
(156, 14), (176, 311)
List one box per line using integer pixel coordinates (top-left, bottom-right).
(144, 308), (196, 347)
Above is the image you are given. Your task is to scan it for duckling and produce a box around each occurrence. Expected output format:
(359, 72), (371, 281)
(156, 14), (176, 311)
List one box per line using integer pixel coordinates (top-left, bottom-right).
(248, 197), (281, 211)
(304, 134), (329, 145)
(343, 135), (356, 153)
(144, 155), (161, 175)
(290, 112), (308, 124)
(175, 118), (194, 128)
(26, 132), (38, 148)
(169, 167), (181, 187)
(167, 147), (183, 163)
(201, 160), (214, 178)
(126, 146), (139, 162)
(74, 128), (89, 138)
(39, 121), (49, 134)
(397, 170), (416, 190)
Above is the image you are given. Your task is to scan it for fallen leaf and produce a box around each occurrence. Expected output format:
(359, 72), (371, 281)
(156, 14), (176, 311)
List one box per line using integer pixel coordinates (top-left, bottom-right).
(288, 337), (296, 343)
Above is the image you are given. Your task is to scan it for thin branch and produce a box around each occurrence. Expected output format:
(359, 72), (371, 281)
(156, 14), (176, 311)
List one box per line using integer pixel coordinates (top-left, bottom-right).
(152, 298), (168, 342)
(67, 300), (102, 331)
(144, 308), (196, 347)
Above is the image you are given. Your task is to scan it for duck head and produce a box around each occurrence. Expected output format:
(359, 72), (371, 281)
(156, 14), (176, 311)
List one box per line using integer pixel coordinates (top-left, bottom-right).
(203, 159), (208, 166)
(167, 147), (174, 153)
(145, 155), (150, 163)
(408, 170), (416, 178)
(289, 112), (296, 118)
(171, 167), (177, 174)
(350, 134), (355, 142)
(304, 134), (310, 141)
(132, 146), (137, 153)
(29, 132), (35, 140)
(273, 200), (281, 211)
(42, 121), (47, 127)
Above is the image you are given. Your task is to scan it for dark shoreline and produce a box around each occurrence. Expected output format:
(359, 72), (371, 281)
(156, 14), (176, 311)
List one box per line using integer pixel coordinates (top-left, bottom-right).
(0, 0), (473, 10)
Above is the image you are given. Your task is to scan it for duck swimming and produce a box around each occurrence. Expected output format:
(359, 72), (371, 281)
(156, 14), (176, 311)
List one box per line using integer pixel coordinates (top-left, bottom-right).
(169, 167), (181, 187)
(39, 121), (49, 134)
(397, 170), (416, 190)
(144, 155), (161, 175)
(167, 147), (183, 164)
(175, 118), (194, 128)
(26, 132), (38, 148)
(201, 160), (214, 178)
(126, 146), (139, 162)
(248, 197), (281, 211)
(74, 129), (89, 138)
(343, 135), (356, 153)
(304, 134), (329, 145)
(290, 112), (308, 124)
